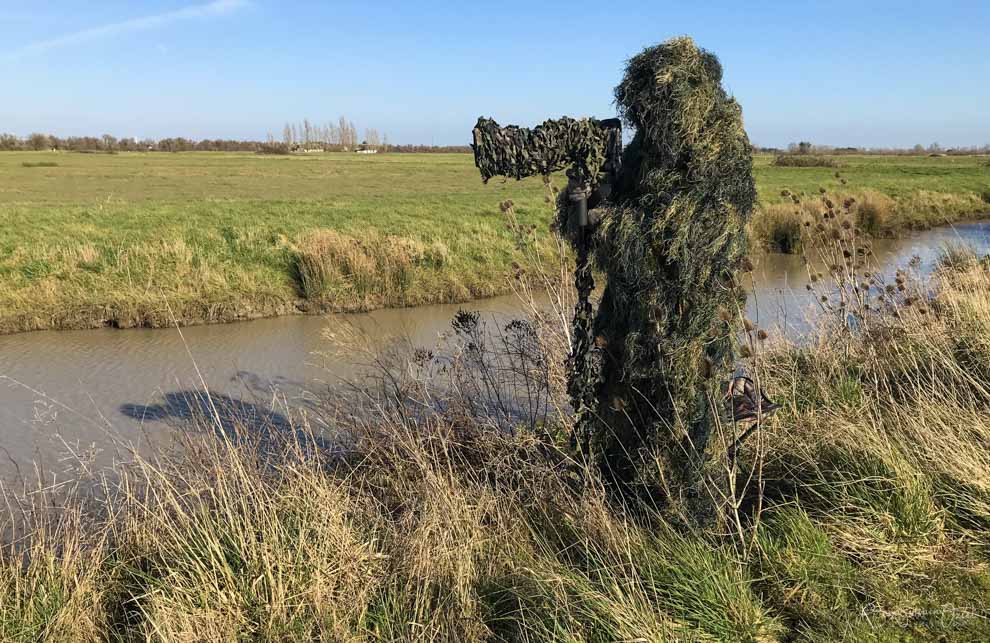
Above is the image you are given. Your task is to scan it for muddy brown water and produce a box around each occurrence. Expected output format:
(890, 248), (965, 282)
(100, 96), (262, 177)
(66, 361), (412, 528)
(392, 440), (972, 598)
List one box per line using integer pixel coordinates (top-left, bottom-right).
(2, 222), (989, 480)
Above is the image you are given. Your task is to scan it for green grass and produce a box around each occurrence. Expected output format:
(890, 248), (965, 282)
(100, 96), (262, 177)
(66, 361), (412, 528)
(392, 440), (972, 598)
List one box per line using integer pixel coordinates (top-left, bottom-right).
(754, 153), (990, 201)
(751, 154), (990, 252)
(0, 151), (553, 332)
(1, 151), (987, 332)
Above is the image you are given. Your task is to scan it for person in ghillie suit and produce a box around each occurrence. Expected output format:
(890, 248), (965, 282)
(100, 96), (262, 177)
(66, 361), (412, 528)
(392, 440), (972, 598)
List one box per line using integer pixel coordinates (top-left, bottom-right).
(471, 36), (756, 522)
(586, 37), (756, 516)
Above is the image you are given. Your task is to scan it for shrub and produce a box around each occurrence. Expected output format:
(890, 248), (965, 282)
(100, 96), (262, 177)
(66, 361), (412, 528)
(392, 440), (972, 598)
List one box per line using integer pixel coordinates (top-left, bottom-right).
(854, 190), (894, 235)
(257, 142), (290, 155)
(772, 155), (838, 168)
(21, 161), (58, 168)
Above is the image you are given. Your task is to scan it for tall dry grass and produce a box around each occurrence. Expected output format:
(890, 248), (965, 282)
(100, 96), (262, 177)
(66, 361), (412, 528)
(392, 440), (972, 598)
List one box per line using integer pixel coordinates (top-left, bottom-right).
(294, 229), (425, 307)
(3, 185), (990, 640)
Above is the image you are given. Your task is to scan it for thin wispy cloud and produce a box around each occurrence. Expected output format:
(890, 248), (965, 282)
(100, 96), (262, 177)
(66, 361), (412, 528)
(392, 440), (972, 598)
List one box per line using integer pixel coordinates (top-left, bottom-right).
(2, 0), (247, 61)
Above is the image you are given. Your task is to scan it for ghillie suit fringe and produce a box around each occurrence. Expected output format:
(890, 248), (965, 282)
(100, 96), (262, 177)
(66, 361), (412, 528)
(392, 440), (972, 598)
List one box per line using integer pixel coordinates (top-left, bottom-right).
(592, 38), (755, 511)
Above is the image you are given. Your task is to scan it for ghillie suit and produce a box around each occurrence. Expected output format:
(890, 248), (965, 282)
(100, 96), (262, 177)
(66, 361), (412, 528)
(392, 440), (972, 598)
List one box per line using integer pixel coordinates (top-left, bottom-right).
(591, 38), (756, 512)
(472, 37), (755, 518)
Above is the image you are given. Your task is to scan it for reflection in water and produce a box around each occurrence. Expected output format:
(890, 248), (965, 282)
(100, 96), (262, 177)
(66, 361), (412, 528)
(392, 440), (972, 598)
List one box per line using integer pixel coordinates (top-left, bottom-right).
(746, 222), (990, 336)
(1, 222), (988, 477)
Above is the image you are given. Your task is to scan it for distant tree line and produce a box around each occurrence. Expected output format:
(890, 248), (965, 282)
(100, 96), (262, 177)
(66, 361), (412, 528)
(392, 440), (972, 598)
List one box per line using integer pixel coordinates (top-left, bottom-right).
(754, 140), (990, 156)
(4, 130), (983, 158)
(0, 118), (473, 154)
(0, 133), (265, 153)
(276, 117), (365, 150)
(271, 118), (470, 154)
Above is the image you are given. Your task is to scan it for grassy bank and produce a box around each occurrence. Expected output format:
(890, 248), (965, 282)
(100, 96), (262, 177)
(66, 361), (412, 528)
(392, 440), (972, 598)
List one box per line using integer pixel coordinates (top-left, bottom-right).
(0, 152), (556, 333)
(1, 151), (987, 333)
(3, 248), (990, 640)
(750, 154), (990, 252)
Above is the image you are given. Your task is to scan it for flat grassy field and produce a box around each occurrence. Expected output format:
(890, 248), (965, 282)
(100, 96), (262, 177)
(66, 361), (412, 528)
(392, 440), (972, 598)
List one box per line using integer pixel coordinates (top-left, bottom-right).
(1, 151), (987, 332)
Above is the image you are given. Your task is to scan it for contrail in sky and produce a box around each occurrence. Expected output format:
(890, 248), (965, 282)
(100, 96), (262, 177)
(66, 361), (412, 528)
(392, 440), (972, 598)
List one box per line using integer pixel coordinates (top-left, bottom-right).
(2, 0), (247, 61)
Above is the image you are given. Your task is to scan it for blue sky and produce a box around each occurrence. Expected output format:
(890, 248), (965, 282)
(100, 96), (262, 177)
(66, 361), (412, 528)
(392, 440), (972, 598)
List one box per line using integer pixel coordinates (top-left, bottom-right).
(1, 1), (987, 147)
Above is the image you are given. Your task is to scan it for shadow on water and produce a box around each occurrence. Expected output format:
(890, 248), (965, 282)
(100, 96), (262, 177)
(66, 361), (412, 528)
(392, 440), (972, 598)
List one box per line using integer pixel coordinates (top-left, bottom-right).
(120, 390), (336, 454)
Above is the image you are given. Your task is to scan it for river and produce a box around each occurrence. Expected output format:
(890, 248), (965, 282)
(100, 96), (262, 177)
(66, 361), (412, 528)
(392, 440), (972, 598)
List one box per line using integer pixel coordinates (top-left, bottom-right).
(2, 222), (989, 480)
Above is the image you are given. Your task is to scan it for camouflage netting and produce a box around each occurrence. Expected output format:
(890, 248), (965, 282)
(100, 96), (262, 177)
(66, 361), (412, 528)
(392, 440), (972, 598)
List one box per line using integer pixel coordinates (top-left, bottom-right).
(589, 37), (755, 505)
(472, 116), (614, 188)
(472, 116), (622, 450)
(471, 37), (756, 517)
